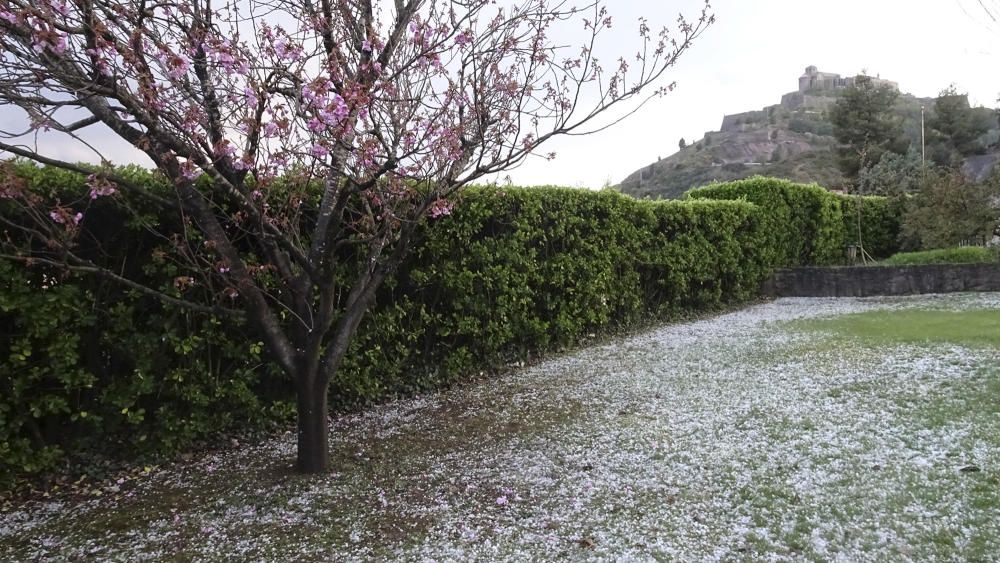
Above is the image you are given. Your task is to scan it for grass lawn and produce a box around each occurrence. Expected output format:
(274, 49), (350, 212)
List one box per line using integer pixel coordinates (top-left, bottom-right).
(2, 293), (999, 561)
(792, 308), (1000, 348)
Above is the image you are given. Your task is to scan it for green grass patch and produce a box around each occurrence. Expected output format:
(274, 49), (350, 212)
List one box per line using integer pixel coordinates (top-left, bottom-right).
(792, 309), (1000, 348)
(880, 246), (1000, 266)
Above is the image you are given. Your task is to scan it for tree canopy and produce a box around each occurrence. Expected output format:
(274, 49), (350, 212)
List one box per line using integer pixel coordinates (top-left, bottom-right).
(928, 86), (992, 165)
(830, 74), (908, 180)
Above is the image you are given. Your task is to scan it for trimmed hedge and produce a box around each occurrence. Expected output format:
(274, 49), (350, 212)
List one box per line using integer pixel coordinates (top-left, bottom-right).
(843, 195), (902, 259)
(687, 177), (847, 266)
(336, 189), (771, 402)
(687, 176), (900, 263)
(1, 169), (900, 484)
(1, 165), (291, 483)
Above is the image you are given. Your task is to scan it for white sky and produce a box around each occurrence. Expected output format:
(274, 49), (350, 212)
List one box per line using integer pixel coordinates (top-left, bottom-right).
(2, 0), (997, 188)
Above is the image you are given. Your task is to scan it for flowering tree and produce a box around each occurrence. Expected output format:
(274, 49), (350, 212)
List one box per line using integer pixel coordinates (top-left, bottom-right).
(0, 0), (713, 473)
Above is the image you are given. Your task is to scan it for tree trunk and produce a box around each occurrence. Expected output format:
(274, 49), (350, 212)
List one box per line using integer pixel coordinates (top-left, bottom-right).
(295, 381), (330, 473)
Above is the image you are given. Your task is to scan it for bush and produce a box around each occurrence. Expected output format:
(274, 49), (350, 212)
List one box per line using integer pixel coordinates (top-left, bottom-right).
(881, 246), (1000, 266)
(1, 165), (291, 485)
(900, 170), (1000, 250)
(333, 188), (771, 403)
(2, 168), (886, 484)
(788, 117), (834, 137)
(686, 176), (847, 266)
(841, 195), (902, 259)
(688, 176), (902, 263)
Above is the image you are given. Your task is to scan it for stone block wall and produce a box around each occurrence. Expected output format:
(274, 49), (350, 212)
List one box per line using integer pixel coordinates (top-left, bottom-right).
(762, 264), (1000, 297)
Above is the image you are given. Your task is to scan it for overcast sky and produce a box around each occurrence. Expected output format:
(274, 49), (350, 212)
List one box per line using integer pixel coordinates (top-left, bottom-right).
(2, 0), (997, 188)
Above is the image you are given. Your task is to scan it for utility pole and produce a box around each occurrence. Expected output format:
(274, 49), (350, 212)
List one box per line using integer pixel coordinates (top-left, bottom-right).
(921, 105), (926, 173)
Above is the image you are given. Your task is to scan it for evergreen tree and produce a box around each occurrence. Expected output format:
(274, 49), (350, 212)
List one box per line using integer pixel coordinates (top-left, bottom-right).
(928, 86), (991, 165)
(900, 169), (1000, 249)
(858, 150), (924, 196)
(679, 138), (687, 149)
(830, 75), (909, 179)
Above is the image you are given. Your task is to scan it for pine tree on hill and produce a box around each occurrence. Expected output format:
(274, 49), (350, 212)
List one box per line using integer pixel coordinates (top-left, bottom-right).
(830, 75), (909, 179)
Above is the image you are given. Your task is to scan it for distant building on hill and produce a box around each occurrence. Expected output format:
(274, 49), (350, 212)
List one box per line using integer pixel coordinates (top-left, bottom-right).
(776, 65), (898, 113)
(798, 65), (897, 94)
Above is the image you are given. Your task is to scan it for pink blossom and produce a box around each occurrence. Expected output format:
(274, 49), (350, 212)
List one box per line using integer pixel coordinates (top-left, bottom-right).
(362, 60), (383, 77)
(301, 80), (335, 107)
(0, 10), (18, 24)
(49, 209), (83, 225)
(50, 1), (70, 16)
(213, 140), (237, 159)
(274, 38), (289, 58)
(318, 96), (348, 125)
(495, 496), (508, 506)
(204, 38), (237, 71)
(361, 39), (373, 52)
(164, 53), (189, 80)
(85, 48), (111, 76)
(309, 144), (330, 158)
(86, 174), (117, 199)
(455, 31), (473, 47)
(428, 199), (453, 219)
(0, 183), (22, 199)
(214, 50), (236, 71)
(179, 161), (201, 181)
(307, 118), (325, 133)
(243, 87), (259, 107)
(31, 22), (67, 55)
(274, 38), (300, 61)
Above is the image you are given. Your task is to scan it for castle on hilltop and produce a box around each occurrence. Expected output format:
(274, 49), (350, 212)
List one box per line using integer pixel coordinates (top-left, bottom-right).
(720, 66), (899, 132)
(797, 65), (897, 94)
(777, 65), (897, 114)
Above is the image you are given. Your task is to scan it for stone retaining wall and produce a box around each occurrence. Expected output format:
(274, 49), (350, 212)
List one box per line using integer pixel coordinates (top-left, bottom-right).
(762, 264), (1000, 297)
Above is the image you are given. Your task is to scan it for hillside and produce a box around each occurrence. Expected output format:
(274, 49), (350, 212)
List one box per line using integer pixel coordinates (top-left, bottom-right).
(619, 66), (999, 199)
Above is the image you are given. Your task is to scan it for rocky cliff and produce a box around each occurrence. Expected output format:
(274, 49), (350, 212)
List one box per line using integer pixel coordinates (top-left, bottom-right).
(619, 107), (853, 199)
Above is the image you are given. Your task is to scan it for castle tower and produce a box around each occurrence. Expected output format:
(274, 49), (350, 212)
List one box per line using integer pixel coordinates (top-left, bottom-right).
(798, 65), (844, 93)
(799, 66), (818, 93)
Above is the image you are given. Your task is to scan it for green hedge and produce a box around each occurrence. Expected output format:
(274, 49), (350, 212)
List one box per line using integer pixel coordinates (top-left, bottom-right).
(842, 195), (902, 259)
(686, 176), (847, 266)
(1, 169), (900, 484)
(1, 165), (291, 483)
(334, 188), (771, 402)
(687, 176), (901, 263)
(881, 246), (999, 266)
